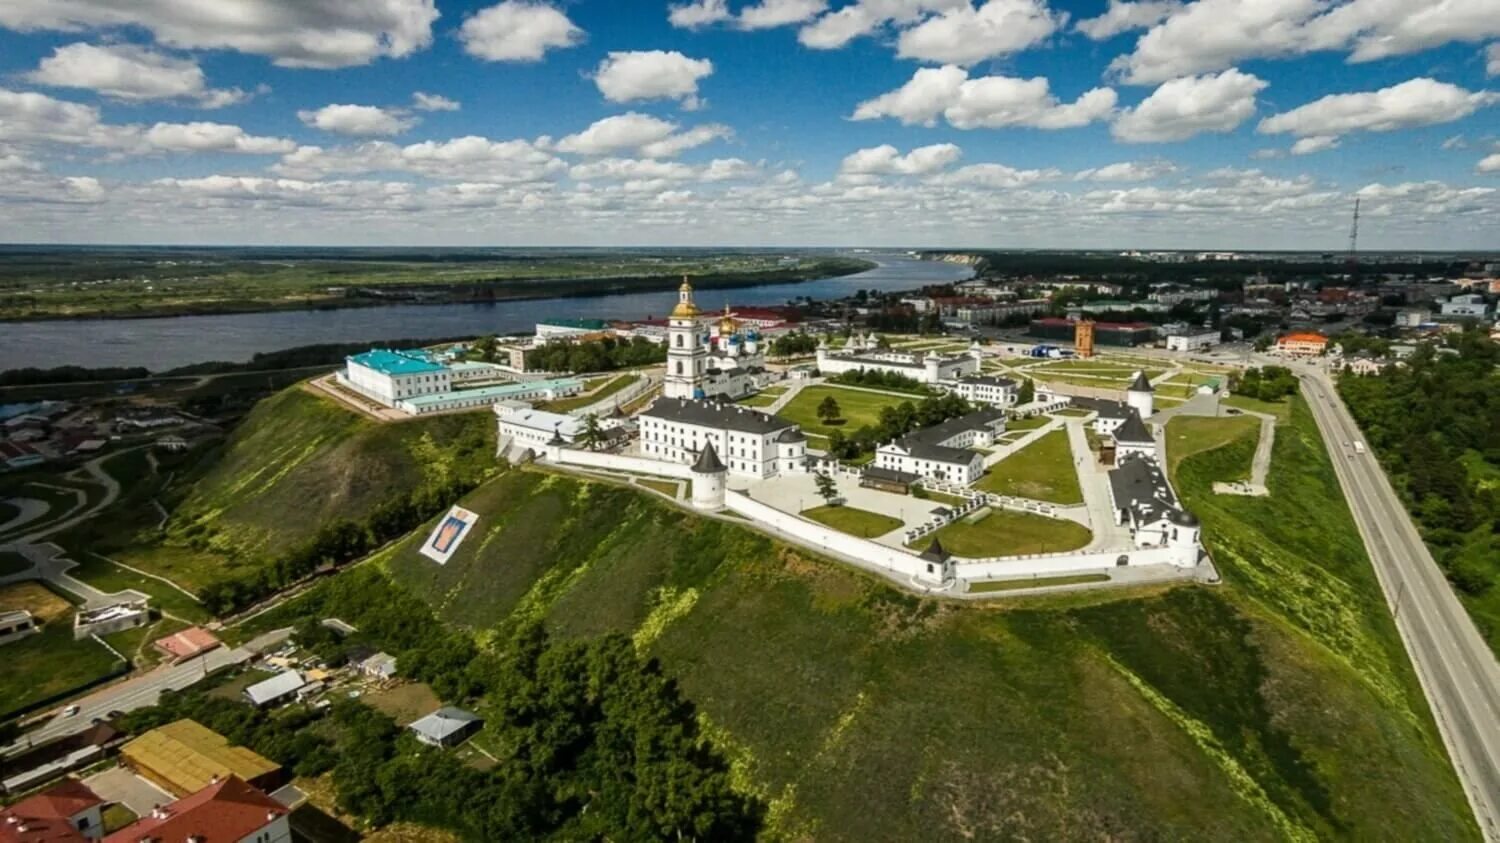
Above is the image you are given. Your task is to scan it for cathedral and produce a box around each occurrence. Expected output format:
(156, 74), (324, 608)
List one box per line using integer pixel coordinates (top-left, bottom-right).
(663, 278), (771, 400)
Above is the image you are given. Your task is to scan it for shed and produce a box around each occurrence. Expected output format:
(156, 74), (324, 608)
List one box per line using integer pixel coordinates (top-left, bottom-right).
(408, 707), (484, 748)
(360, 652), (398, 680)
(243, 670), (305, 708)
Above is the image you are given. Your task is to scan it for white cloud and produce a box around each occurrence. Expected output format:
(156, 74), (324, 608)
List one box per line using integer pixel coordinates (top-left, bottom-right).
(143, 122), (296, 154)
(739, 0), (828, 29)
(1488, 43), (1500, 76)
(298, 104), (418, 137)
(412, 92), (460, 112)
(1112, 69), (1267, 142)
(1290, 135), (1340, 155)
(1478, 153), (1500, 172)
(459, 1), (584, 62)
(0, 150), (41, 173)
(932, 162), (1063, 188)
(569, 156), (759, 183)
(25, 42), (247, 107)
(668, 0), (732, 28)
(554, 113), (731, 158)
(592, 51), (713, 108)
(1250, 148), (1283, 160)
(896, 0), (1063, 64)
(852, 65), (1116, 129)
(840, 143), (962, 176)
(1075, 1), (1179, 40)
(1258, 78), (1497, 137)
(1113, 0), (1500, 84)
(1074, 160), (1179, 181)
(274, 137), (565, 182)
(0, 0), (437, 69)
(798, 1), (967, 50)
(1441, 134), (1468, 150)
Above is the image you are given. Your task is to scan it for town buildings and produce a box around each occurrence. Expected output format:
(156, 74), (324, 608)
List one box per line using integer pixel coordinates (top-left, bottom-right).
(340, 348), (582, 415)
(1164, 328), (1221, 352)
(103, 776), (290, 843)
(119, 719), (283, 798)
(1108, 453), (1202, 550)
(0, 779), (104, 843)
(409, 707), (484, 748)
(1438, 293), (1493, 320)
(815, 335), (980, 384)
(243, 671), (305, 708)
(638, 398), (808, 479)
(944, 375), (1019, 407)
(1029, 318), (1154, 347)
(1275, 332), (1330, 357)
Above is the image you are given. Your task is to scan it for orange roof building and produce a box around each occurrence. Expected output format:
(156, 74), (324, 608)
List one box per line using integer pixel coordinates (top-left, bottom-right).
(152, 627), (221, 663)
(0, 779), (104, 843)
(102, 776), (288, 843)
(1275, 331), (1329, 356)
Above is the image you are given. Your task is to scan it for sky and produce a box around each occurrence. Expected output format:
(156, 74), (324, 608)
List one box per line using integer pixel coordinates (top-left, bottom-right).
(0, 0), (1498, 250)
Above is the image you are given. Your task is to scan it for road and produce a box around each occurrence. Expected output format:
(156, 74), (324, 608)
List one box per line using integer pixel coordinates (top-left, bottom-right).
(1300, 370), (1500, 841)
(3, 628), (293, 756)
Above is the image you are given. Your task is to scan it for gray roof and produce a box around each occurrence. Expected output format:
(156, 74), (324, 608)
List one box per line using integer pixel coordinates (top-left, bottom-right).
(886, 438), (979, 465)
(1070, 397), (1132, 419)
(919, 538), (951, 562)
(692, 441), (726, 473)
(906, 407), (1007, 447)
(1112, 411), (1154, 445)
(861, 465), (920, 485)
(244, 670), (305, 704)
(409, 706), (483, 742)
(1108, 453), (1178, 524)
(776, 427), (807, 443)
(641, 397), (795, 435)
(1128, 371), (1154, 392)
(961, 375), (1017, 388)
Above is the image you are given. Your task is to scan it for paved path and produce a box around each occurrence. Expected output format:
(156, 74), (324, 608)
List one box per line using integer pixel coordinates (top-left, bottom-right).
(764, 379), (810, 415)
(1064, 420), (1134, 552)
(3, 628), (294, 755)
(16, 451), (130, 545)
(0, 542), (149, 608)
(1300, 370), (1500, 841)
(0, 497), (49, 536)
(568, 372), (657, 418)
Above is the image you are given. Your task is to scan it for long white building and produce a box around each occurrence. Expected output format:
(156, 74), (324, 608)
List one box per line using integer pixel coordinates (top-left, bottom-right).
(944, 375), (1019, 407)
(871, 408), (1006, 487)
(816, 335), (981, 385)
(638, 397), (809, 478)
(342, 349), (451, 405)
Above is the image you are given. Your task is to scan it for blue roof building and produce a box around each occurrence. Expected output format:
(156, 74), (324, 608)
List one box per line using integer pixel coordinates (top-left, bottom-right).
(347, 349), (445, 376)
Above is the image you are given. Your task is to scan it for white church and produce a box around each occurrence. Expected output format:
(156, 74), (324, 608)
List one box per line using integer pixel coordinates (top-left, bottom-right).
(663, 278), (774, 401)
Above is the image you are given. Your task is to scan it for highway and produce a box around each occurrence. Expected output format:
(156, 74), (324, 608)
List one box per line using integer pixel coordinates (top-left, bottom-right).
(1299, 369), (1500, 841)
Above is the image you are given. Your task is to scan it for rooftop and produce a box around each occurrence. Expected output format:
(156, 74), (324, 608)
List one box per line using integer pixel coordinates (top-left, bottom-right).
(1108, 453), (1179, 525)
(119, 720), (280, 798)
(103, 776), (285, 843)
(153, 626), (221, 661)
(409, 706), (484, 743)
(244, 671), (305, 705)
(399, 377), (582, 409)
(0, 779), (103, 843)
(641, 397), (796, 435)
(347, 348), (446, 376)
(1112, 411), (1154, 445)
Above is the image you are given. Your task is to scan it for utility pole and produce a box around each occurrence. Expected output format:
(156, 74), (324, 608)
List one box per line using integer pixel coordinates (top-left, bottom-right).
(1347, 197), (1361, 283)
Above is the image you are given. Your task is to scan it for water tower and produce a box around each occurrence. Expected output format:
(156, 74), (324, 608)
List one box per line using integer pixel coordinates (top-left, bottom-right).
(1075, 319), (1096, 359)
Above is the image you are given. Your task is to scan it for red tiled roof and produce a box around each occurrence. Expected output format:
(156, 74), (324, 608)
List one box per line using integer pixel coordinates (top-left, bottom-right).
(152, 626), (221, 661)
(103, 776), (284, 843)
(0, 780), (103, 843)
(1278, 332), (1328, 344)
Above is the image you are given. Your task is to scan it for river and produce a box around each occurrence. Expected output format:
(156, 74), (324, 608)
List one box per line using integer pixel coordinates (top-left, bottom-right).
(0, 254), (973, 371)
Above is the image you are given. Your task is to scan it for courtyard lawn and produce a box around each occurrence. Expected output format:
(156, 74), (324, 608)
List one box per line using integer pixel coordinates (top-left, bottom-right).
(1051, 408), (1092, 418)
(908, 507), (1092, 558)
(975, 429), (1083, 504)
(1165, 415), (1260, 478)
(968, 573), (1111, 593)
(1223, 393), (1293, 424)
(538, 374), (636, 413)
(735, 386), (787, 408)
(1006, 415), (1051, 431)
(801, 504), (903, 538)
(777, 385), (913, 439)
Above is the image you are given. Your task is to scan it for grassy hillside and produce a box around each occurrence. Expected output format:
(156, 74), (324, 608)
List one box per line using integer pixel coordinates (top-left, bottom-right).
(360, 420), (1474, 840)
(112, 387), (493, 593)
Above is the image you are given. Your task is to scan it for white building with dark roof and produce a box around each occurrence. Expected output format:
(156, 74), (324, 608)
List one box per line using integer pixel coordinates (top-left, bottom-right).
(945, 375), (1019, 407)
(871, 408), (1006, 486)
(638, 398), (808, 478)
(1107, 453), (1199, 551)
(815, 336), (981, 385)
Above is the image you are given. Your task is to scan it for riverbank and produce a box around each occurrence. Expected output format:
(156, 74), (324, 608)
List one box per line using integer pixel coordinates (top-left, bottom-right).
(0, 256), (876, 322)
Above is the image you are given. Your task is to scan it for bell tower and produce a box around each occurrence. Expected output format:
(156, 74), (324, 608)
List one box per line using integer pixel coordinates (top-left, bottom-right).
(665, 276), (707, 399)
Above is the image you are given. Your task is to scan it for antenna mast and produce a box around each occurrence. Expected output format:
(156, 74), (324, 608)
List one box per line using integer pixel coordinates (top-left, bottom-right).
(1347, 197), (1360, 271)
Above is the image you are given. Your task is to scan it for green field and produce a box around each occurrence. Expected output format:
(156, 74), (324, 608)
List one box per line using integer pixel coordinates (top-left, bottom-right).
(907, 507), (1091, 558)
(801, 505), (903, 538)
(93, 388), (494, 592)
(0, 582), (125, 718)
(777, 385), (912, 439)
(736, 386), (787, 408)
(1164, 414), (1261, 477)
(1005, 415), (1051, 430)
(1224, 394), (1294, 424)
(975, 429), (1083, 504)
(538, 374), (636, 413)
(339, 461), (1476, 840)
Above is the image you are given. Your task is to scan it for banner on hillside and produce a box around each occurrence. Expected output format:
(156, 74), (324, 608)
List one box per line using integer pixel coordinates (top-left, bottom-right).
(419, 505), (479, 565)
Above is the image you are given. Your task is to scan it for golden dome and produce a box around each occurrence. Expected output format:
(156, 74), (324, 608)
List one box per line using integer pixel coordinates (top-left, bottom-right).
(672, 275), (700, 318)
(678, 276), (693, 294)
(718, 304), (737, 335)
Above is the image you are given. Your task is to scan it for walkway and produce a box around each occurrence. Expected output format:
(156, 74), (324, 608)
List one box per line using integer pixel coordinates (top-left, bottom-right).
(0, 497), (49, 536)
(567, 372), (656, 418)
(1065, 419), (1134, 552)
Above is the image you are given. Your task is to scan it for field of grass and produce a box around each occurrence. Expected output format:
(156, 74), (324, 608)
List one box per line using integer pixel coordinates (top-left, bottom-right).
(98, 388), (494, 592)
(735, 386), (787, 408)
(351, 463), (1476, 840)
(537, 374), (636, 413)
(1223, 394), (1294, 424)
(0, 582), (125, 717)
(969, 573), (1110, 592)
(366, 682), (442, 726)
(802, 505), (903, 538)
(777, 385), (913, 439)
(1005, 415), (1051, 430)
(907, 507), (1091, 558)
(975, 430), (1083, 504)
(1164, 414), (1261, 478)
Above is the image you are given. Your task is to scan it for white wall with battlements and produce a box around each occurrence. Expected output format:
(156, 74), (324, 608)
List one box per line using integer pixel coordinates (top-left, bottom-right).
(546, 446), (694, 479)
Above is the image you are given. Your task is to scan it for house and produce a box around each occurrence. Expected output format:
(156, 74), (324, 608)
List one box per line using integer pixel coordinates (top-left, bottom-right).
(1275, 332), (1329, 357)
(0, 779), (105, 842)
(872, 408), (1006, 487)
(119, 720), (283, 798)
(408, 707), (484, 748)
(243, 671), (305, 708)
(103, 776), (290, 843)
(1342, 355), (1386, 376)
(1438, 293), (1492, 320)
(152, 626), (221, 663)
(945, 375), (1018, 407)
(637, 398), (808, 479)
(1164, 329), (1220, 352)
(359, 651), (398, 680)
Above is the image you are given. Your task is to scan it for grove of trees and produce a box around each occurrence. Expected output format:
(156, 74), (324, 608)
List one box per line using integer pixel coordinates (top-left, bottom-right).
(525, 336), (665, 374)
(1231, 366), (1298, 402)
(825, 393), (973, 461)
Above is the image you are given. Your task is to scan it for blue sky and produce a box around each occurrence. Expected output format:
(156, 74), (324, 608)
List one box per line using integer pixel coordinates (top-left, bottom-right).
(0, 0), (1497, 248)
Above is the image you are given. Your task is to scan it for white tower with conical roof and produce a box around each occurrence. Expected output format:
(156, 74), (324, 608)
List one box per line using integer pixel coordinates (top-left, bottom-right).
(1126, 371), (1154, 418)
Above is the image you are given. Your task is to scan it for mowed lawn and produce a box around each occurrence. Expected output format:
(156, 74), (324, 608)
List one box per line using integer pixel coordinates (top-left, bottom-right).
(0, 582), (125, 717)
(801, 504), (903, 538)
(778, 385), (913, 439)
(975, 429), (1083, 504)
(1164, 415), (1261, 477)
(909, 507), (1091, 558)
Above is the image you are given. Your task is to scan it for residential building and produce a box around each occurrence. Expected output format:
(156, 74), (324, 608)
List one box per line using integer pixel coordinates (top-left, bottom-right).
(1395, 308), (1431, 328)
(152, 626), (221, 663)
(638, 398), (807, 479)
(1149, 286), (1218, 306)
(495, 401), (586, 449)
(119, 720), (283, 798)
(1342, 356), (1387, 376)
(1438, 293), (1492, 320)
(944, 375), (1019, 407)
(872, 408), (1006, 486)
(1164, 329), (1220, 352)
(816, 335), (980, 384)
(103, 776), (290, 843)
(243, 671), (306, 708)
(1275, 332), (1329, 357)
(360, 652), (398, 680)
(409, 707), (484, 748)
(0, 779), (104, 842)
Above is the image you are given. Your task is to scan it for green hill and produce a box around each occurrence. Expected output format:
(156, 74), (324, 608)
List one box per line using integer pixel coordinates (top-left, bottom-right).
(108, 387), (494, 596)
(353, 396), (1474, 839)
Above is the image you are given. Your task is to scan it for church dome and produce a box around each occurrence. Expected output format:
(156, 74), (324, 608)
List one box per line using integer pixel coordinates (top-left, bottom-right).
(672, 277), (700, 318)
(718, 304), (738, 335)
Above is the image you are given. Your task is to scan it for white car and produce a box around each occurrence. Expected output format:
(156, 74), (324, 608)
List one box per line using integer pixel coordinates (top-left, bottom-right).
(62, 705), (80, 717)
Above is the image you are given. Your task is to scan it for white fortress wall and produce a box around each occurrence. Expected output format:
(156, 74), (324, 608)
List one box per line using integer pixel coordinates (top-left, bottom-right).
(548, 447), (694, 479)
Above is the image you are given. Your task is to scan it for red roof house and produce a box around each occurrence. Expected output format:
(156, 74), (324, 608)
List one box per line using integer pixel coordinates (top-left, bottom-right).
(103, 776), (288, 843)
(0, 779), (105, 843)
(151, 627), (221, 663)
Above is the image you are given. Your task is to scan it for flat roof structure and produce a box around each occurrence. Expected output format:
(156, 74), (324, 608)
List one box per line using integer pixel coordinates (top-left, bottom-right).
(399, 377), (582, 410)
(243, 671), (305, 707)
(409, 707), (483, 747)
(119, 719), (281, 798)
(347, 349), (446, 376)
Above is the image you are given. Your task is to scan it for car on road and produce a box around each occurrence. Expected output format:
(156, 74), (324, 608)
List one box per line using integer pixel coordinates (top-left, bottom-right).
(62, 705), (79, 717)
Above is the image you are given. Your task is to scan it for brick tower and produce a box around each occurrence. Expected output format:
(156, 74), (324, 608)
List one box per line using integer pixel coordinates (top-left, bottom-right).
(1075, 319), (1096, 359)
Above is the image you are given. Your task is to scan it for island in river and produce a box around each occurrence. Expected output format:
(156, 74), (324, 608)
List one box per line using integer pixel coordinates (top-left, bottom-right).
(0, 246), (875, 321)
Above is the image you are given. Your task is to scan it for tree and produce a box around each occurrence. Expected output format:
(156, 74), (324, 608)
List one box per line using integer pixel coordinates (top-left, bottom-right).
(580, 413), (602, 451)
(1018, 377), (1035, 404)
(1253, 335), (1272, 352)
(817, 395), (842, 424)
(815, 472), (839, 505)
